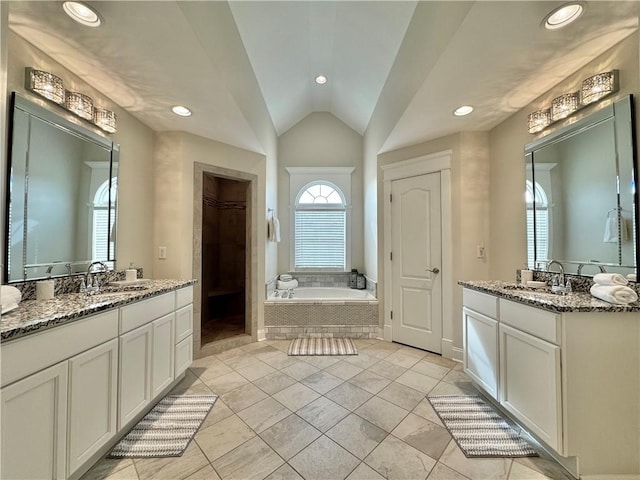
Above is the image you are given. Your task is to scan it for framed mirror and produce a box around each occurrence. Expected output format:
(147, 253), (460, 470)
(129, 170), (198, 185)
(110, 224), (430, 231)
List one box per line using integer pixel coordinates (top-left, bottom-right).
(525, 95), (638, 277)
(4, 93), (119, 282)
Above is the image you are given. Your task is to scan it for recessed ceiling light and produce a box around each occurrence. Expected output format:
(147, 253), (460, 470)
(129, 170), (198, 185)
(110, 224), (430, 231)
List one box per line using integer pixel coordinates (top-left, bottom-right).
(172, 106), (192, 117)
(315, 75), (328, 85)
(62, 1), (102, 27)
(543, 3), (584, 30)
(453, 105), (474, 116)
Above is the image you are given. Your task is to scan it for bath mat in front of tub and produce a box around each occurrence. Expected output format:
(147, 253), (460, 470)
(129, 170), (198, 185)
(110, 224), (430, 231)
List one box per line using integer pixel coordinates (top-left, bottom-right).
(427, 395), (538, 458)
(109, 394), (217, 458)
(288, 338), (358, 356)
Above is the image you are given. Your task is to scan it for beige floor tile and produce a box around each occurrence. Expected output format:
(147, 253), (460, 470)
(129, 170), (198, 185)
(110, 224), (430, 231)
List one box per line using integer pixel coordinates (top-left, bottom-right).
(344, 353), (381, 369)
(200, 399), (234, 431)
(384, 351), (421, 369)
(442, 369), (475, 389)
(326, 413), (388, 459)
(289, 436), (360, 480)
(203, 372), (249, 395)
(195, 414), (255, 462)
(349, 370), (391, 394)
(296, 396), (350, 432)
(80, 458), (135, 480)
(427, 462), (470, 479)
(134, 442), (209, 480)
(241, 342), (269, 353)
(354, 396), (409, 432)
(170, 370), (212, 396)
(261, 351), (300, 370)
(439, 440), (511, 480)
(192, 361), (235, 383)
(512, 456), (575, 480)
(376, 382), (425, 411)
(397, 345), (429, 359)
(411, 359), (452, 380)
(297, 355), (343, 369)
(272, 382), (321, 411)
(211, 436), (283, 480)
(508, 462), (555, 479)
(345, 462), (386, 480)
(353, 338), (376, 348)
(300, 370), (344, 394)
(369, 360), (407, 380)
(270, 340), (292, 352)
(423, 353), (459, 369)
(428, 380), (476, 396)
(324, 360), (364, 380)
(412, 398), (445, 427)
(220, 383), (268, 413)
(222, 353), (260, 370)
(82, 464), (139, 480)
(251, 345), (281, 361)
(364, 435), (436, 480)
(183, 464), (221, 480)
(215, 347), (246, 362)
(395, 369), (440, 394)
(360, 342), (401, 359)
(325, 382), (373, 411)
(235, 360), (276, 381)
(237, 397), (291, 433)
(279, 361), (320, 381)
(264, 463), (304, 480)
(253, 371), (297, 395)
(260, 414), (322, 460)
(391, 413), (451, 459)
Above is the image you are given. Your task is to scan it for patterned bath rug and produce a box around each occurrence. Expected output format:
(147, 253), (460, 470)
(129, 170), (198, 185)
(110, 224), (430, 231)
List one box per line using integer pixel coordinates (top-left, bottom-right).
(109, 394), (217, 458)
(427, 394), (538, 458)
(288, 337), (358, 356)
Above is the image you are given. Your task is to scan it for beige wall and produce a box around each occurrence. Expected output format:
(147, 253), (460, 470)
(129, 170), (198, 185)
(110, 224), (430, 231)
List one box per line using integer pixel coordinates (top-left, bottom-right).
(277, 112), (364, 274)
(378, 132), (491, 354)
(489, 32), (639, 280)
(5, 32), (156, 277)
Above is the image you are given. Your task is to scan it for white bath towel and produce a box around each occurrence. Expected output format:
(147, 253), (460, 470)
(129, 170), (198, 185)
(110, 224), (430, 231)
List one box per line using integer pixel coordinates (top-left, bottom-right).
(277, 279), (298, 290)
(268, 216), (281, 243)
(603, 214), (617, 243)
(1, 285), (22, 314)
(279, 274), (293, 282)
(590, 284), (638, 305)
(593, 273), (628, 286)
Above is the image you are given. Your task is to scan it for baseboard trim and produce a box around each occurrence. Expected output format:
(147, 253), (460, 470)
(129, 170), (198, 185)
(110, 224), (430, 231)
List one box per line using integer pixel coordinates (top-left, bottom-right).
(441, 338), (463, 362)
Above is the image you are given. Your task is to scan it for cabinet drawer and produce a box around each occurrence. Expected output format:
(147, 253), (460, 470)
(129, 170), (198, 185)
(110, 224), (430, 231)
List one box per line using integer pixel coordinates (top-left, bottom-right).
(120, 292), (175, 334)
(176, 285), (193, 309)
(463, 288), (498, 318)
(500, 299), (560, 344)
(175, 305), (193, 344)
(175, 335), (193, 377)
(1, 310), (119, 388)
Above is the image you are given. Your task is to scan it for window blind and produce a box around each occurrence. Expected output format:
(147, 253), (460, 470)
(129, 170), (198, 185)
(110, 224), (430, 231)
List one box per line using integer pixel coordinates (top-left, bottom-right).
(295, 209), (345, 269)
(93, 208), (115, 261)
(527, 207), (548, 268)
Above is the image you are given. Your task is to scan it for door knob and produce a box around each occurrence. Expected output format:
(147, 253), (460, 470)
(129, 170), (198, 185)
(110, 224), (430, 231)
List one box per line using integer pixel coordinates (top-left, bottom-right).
(426, 267), (440, 274)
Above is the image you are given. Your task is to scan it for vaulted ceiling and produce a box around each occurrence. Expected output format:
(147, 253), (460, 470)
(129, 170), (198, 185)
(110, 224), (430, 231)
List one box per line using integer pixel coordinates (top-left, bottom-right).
(7, 1), (639, 155)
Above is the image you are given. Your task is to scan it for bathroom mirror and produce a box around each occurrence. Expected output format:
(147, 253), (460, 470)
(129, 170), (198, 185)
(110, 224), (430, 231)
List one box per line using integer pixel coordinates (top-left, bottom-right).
(525, 95), (638, 277)
(4, 93), (119, 282)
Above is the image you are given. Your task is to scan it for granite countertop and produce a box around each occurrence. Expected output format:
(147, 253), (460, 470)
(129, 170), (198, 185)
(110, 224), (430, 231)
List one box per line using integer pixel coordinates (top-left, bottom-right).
(459, 280), (640, 313)
(1, 279), (197, 342)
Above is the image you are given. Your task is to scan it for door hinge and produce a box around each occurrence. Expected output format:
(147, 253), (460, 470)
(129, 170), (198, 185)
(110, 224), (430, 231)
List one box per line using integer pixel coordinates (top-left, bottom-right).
(390, 194), (392, 202)
(390, 310), (393, 320)
(390, 252), (393, 261)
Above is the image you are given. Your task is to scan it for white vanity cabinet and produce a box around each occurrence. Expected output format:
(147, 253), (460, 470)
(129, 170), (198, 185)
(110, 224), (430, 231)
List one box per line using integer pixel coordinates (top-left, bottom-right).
(118, 323), (153, 428)
(462, 286), (640, 479)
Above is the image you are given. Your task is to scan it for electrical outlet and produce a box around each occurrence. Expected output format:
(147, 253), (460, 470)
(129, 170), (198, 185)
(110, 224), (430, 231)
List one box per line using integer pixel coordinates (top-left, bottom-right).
(158, 246), (167, 259)
(476, 245), (485, 258)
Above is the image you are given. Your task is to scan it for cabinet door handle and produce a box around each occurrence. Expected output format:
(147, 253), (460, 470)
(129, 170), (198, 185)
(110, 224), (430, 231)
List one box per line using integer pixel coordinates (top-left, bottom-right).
(426, 267), (440, 274)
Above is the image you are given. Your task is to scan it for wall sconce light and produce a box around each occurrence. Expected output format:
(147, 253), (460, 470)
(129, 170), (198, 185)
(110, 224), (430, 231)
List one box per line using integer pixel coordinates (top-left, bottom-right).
(528, 109), (551, 134)
(65, 91), (94, 120)
(528, 70), (619, 134)
(550, 92), (579, 121)
(25, 67), (117, 134)
(26, 68), (65, 105)
(93, 108), (117, 133)
(581, 71), (618, 105)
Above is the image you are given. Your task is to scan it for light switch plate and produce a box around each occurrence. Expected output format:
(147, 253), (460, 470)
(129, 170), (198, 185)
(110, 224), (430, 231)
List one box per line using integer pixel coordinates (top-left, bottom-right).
(158, 246), (167, 259)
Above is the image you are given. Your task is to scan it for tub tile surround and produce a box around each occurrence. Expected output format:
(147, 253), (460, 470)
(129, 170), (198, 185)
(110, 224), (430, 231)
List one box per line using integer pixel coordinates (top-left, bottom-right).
(1, 278), (196, 341)
(266, 272), (377, 298)
(81, 339), (574, 480)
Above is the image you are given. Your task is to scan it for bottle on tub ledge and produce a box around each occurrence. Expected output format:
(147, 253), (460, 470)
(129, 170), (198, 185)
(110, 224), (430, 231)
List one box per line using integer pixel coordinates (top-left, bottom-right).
(349, 269), (358, 289)
(356, 273), (366, 290)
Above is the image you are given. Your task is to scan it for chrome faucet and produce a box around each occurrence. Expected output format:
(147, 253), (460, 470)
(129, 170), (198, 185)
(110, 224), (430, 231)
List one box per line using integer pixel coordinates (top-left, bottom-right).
(547, 260), (571, 294)
(84, 261), (108, 293)
(577, 262), (607, 275)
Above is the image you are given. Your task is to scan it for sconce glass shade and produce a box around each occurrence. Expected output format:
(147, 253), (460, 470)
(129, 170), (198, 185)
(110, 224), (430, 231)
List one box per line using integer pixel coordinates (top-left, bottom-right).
(581, 71), (618, 105)
(26, 68), (65, 104)
(528, 109), (551, 133)
(551, 93), (579, 121)
(65, 91), (94, 120)
(93, 108), (117, 133)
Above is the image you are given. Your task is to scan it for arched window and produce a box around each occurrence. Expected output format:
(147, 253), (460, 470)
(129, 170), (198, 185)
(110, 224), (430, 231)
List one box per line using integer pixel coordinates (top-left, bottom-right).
(294, 181), (346, 270)
(526, 180), (549, 268)
(92, 177), (117, 261)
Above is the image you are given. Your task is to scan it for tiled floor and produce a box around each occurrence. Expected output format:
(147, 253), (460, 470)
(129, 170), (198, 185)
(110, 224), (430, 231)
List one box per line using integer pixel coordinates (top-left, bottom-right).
(82, 339), (574, 480)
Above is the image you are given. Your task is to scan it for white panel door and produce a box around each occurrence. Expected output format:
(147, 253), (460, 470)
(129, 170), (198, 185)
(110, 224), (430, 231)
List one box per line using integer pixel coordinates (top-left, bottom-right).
(67, 339), (118, 476)
(119, 323), (153, 429)
(152, 313), (175, 397)
(391, 173), (442, 352)
(1, 362), (68, 480)
(463, 307), (499, 399)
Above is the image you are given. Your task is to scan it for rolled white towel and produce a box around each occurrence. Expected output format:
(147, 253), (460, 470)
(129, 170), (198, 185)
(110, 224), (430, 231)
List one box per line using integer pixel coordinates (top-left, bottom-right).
(1, 285), (22, 314)
(593, 273), (628, 286)
(279, 274), (293, 282)
(590, 284), (638, 305)
(277, 279), (298, 290)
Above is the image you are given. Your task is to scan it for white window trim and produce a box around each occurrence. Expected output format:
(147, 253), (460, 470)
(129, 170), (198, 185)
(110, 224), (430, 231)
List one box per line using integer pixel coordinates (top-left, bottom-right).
(286, 166), (355, 272)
